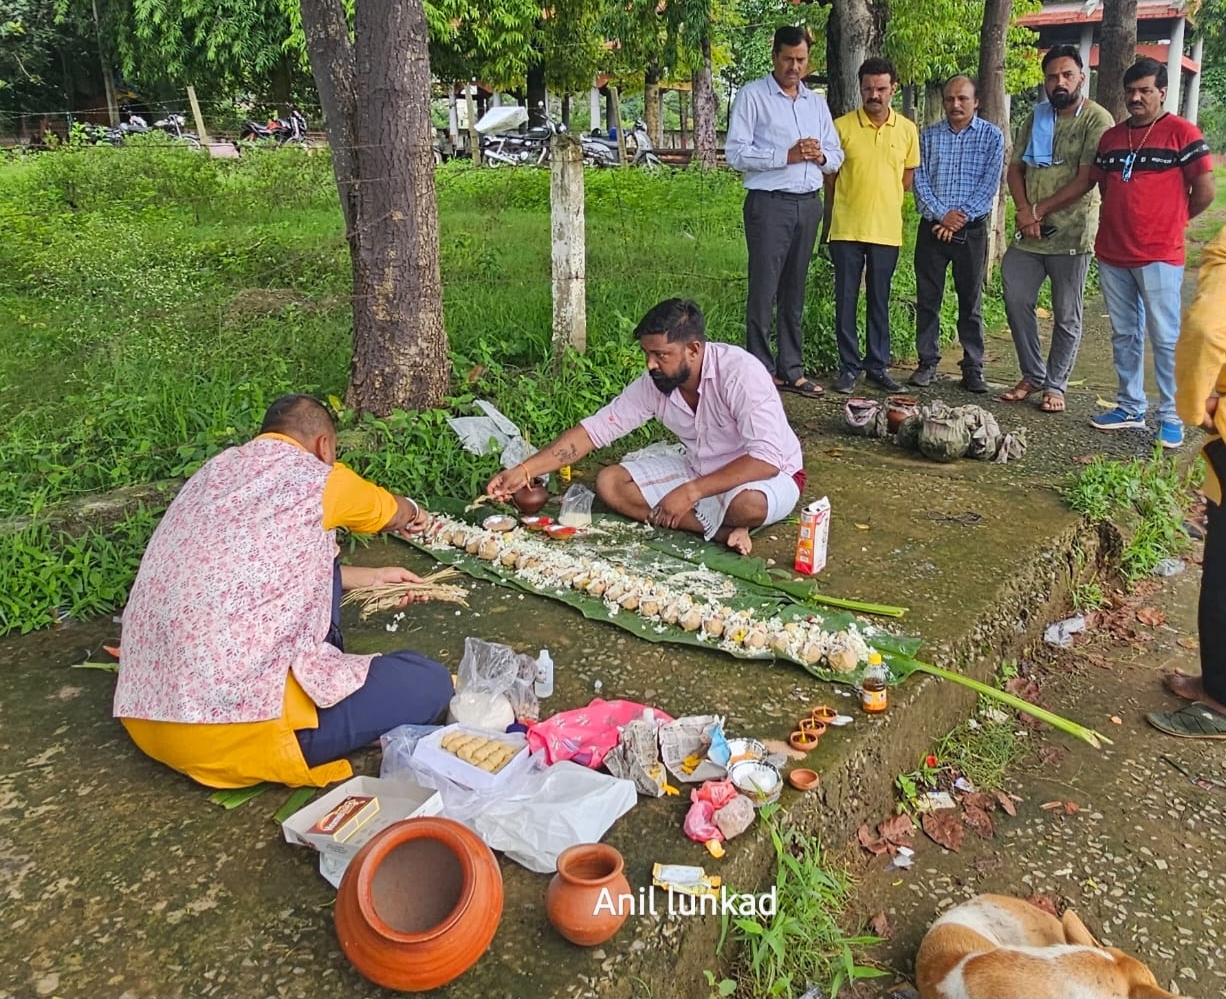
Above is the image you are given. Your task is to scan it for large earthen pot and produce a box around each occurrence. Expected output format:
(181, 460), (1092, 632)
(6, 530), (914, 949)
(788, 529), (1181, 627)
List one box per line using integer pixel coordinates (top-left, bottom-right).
(511, 477), (550, 515)
(545, 843), (631, 947)
(334, 816), (503, 991)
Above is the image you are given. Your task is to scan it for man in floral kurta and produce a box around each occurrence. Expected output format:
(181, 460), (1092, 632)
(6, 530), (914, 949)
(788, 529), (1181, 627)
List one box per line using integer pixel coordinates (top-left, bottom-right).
(113, 395), (452, 787)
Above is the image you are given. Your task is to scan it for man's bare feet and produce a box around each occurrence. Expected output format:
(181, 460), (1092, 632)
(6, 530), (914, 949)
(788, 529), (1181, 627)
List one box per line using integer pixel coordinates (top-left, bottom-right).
(726, 526), (753, 555)
(1163, 669), (1226, 714)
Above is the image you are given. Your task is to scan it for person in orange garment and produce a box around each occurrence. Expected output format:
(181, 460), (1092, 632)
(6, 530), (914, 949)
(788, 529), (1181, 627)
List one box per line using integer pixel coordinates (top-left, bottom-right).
(1147, 226), (1226, 739)
(113, 395), (453, 787)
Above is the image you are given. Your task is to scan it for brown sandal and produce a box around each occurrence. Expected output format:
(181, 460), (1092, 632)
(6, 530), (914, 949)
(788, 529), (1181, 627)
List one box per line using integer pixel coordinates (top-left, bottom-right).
(1039, 391), (1066, 413)
(998, 379), (1040, 403)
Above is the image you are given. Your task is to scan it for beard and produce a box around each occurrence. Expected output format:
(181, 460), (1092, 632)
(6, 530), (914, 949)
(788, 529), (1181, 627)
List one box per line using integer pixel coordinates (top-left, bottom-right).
(650, 363), (690, 395)
(1048, 86), (1079, 110)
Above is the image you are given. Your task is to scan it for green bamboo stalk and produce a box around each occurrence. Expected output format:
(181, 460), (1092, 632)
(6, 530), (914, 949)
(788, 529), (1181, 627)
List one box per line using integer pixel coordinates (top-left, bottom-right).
(910, 662), (1113, 749)
(807, 593), (909, 618)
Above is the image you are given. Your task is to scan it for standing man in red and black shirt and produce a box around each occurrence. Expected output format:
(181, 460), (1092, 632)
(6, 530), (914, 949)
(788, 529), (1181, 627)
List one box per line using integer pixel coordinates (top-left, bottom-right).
(1085, 57), (1215, 449)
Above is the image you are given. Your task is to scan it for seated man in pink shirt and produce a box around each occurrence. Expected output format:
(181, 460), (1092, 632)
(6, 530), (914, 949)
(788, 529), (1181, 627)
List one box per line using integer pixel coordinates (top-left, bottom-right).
(486, 298), (806, 555)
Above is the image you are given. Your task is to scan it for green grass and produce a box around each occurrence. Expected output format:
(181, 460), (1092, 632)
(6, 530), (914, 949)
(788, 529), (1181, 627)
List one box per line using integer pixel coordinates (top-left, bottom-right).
(0, 145), (1008, 635)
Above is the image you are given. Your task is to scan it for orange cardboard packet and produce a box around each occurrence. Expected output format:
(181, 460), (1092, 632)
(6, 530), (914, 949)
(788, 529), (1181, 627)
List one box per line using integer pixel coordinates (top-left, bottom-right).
(793, 496), (831, 575)
(307, 794), (380, 843)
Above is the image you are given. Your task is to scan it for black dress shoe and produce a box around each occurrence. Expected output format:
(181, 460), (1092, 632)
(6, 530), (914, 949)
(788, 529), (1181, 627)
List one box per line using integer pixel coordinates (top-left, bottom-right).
(866, 371), (904, 392)
(960, 369), (989, 393)
(909, 364), (938, 388)
(831, 371), (858, 394)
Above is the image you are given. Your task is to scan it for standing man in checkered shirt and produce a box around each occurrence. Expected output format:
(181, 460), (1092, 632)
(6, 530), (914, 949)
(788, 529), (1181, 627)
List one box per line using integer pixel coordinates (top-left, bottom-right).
(909, 75), (1005, 393)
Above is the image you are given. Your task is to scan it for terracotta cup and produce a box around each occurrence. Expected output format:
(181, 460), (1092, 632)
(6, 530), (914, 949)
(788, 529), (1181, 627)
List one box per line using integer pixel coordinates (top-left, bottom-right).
(546, 843), (631, 947)
(334, 817), (504, 991)
(811, 705), (838, 725)
(788, 729), (819, 753)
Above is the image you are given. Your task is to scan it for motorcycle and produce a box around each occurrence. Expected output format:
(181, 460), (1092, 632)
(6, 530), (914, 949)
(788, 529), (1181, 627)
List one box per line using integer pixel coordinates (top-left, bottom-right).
(239, 107), (308, 146)
(580, 119), (663, 169)
(151, 113), (201, 149)
(475, 105), (563, 168)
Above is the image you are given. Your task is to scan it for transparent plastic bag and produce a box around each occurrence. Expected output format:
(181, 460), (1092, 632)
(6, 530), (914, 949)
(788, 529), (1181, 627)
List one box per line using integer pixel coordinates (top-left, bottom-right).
(448, 637), (539, 729)
(558, 482), (595, 528)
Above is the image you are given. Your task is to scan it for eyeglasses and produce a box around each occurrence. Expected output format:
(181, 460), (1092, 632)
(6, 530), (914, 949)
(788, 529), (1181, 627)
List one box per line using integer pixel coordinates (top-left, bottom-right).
(1122, 152), (1136, 182)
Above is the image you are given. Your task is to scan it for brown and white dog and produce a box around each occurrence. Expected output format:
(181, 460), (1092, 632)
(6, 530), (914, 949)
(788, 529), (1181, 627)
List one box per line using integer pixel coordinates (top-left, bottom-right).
(915, 894), (1176, 999)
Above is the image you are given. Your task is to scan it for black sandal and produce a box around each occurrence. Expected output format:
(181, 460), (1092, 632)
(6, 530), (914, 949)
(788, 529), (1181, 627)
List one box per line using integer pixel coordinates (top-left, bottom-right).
(777, 378), (825, 399)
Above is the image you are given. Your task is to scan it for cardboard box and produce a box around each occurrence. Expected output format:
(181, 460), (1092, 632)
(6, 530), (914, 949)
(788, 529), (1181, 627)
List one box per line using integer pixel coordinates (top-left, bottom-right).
(794, 496), (831, 575)
(282, 775), (442, 888)
(307, 794), (380, 843)
(413, 724), (532, 791)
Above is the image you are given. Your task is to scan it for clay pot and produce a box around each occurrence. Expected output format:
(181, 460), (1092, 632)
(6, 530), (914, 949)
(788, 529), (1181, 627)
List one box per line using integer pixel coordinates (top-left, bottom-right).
(546, 843), (631, 947)
(788, 767), (820, 791)
(886, 395), (920, 435)
(788, 729), (819, 753)
(810, 705), (838, 725)
(334, 817), (504, 991)
(511, 477), (550, 515)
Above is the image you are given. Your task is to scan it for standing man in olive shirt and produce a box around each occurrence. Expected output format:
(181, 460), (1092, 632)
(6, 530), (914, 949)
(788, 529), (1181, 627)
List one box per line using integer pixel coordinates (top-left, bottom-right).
(999, 45), (1113, 413)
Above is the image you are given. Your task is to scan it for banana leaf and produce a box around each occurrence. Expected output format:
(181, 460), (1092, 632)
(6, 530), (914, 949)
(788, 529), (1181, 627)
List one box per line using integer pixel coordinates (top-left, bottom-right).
(403, 507), (923, 684)
(209, 783), (271, 809)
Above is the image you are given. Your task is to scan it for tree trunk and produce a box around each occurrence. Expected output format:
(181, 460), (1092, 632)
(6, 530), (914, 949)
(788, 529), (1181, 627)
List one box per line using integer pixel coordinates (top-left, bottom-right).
(692, 32), (717, 169)
(270, 54), (294, 116)
(978, 0), (1011, 273)
(1099, 0), (1138, 122)
(527, 62), (547, 125)
(825, 0), (887, 117)
(301, 0), (449, 415)
(923, 81), (944, 124)
(644, 62), (663, 148)
(902, 83), (915, 121)
(90, 0), (118, 125)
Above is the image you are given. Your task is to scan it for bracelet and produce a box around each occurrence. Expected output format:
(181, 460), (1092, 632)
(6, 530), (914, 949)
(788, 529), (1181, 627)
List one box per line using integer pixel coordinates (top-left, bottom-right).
(1031, 202), (1044, 222)
(404, 496), (421, 523)
(516, 463), (531, 489)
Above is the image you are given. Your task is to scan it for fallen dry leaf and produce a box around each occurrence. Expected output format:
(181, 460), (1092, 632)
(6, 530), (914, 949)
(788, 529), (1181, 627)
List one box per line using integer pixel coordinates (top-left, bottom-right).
(962, 805), (996, 839)
(922, 809), (965, 852)
(1038, 745), (1066, 767)
(1072, 454), (1096, 465)
(1110, 715), (1123, 725)
(1036, 306), (1052, 319)
(1177, 637), (1200, 650)
(1136, 606), (1167, 627)
(854, 523), (871, 530)
(1040, 800), (1064, 811)
(960, 791), (997, 813)
(1005, 676), (1041, 701)
(1064, 801), (1080, 815)
(868, 911), (893, 939)
(857, 823), (890, 856)
(994, 790), (1017, 816)
(878, 812), (917, 844)
(464, 364), (487, 385)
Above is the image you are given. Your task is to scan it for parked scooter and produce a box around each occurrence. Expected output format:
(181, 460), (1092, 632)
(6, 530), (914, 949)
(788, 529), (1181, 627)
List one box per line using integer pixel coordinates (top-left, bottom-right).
(475, 105), (563, 167)
(580, 119), (662, 169)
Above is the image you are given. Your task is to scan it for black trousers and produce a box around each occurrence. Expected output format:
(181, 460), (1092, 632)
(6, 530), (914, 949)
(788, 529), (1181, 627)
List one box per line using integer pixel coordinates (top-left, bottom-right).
(831, 240), (900, 379)
(913, 220), (987, 372)
(1201, 439), (1226, 703)
(743, 189), (822, 383)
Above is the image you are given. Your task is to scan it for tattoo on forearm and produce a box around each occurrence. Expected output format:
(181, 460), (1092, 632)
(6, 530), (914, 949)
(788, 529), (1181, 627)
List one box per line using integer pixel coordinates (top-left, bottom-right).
(553, 443), (580, 462)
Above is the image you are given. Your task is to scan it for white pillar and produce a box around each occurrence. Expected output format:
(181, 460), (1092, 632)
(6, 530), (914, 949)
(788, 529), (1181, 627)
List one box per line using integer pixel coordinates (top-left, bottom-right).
(590, 88), (601, 131)
(1184, 35), (1203, 123)
(1079, 23), (1094, 80)
(448, 89), (459, 147)
(1164, 15), (1185, 114)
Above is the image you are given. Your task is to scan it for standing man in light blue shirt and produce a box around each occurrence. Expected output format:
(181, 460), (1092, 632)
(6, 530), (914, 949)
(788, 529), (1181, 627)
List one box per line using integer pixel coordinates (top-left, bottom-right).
(909, 75), (1005, 393)
(726, 25), (843, 400)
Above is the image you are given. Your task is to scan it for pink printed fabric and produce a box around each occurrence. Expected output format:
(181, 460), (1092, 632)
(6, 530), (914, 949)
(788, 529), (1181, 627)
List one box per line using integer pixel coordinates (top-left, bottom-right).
(579, 342), (803, 478)
(527, 699), (673, 768)
(112, 437), (374, 724)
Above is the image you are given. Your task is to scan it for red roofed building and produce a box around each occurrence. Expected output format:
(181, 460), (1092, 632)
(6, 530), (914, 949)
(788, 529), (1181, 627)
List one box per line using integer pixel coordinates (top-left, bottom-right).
(1017, 0), (1203, 122)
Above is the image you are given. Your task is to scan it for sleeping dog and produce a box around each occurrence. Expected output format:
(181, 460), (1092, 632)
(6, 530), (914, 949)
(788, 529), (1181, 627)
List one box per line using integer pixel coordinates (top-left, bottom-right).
(915, 894), (1175, 999)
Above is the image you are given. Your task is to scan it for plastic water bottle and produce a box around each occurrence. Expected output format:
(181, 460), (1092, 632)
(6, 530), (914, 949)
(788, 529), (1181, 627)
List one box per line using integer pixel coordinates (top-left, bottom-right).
(535, 649), (554, 698)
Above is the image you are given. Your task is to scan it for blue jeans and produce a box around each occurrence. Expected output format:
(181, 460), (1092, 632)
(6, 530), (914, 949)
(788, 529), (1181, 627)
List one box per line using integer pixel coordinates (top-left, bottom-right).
(295, 563), (452, 768)
(1097, 260), (1184, 423)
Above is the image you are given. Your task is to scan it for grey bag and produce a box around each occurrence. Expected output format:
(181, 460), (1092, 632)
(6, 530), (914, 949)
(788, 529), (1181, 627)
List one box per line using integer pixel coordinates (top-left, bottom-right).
(843, 397), (889, 438)
(895, 413), (923, 451)
(918, 415), (971, 462)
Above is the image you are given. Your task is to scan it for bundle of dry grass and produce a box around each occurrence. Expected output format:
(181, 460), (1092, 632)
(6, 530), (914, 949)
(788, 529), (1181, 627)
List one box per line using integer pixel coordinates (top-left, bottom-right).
(341, 568), (470, 618)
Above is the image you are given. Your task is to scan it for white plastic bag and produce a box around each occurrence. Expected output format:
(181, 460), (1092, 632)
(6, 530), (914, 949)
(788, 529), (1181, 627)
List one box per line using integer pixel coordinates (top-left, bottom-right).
(448, 637), (539, 727)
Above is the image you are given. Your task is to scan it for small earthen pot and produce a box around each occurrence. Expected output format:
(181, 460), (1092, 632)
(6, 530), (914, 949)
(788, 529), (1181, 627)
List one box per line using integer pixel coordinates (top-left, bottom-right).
(511, 477), (550, 515)
(798, 717), (828, 740)
(788, 767), (820, 791)
(334, 817), (504, 991)
(546, 843), (631, 947)
(886, 395), (920, 435)
(788, 729), (819, 753)
(810, 705), (838, 725)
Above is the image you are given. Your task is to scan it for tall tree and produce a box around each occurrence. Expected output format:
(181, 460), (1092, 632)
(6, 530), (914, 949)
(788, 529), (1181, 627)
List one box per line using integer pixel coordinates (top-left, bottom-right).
(1098, 0), (1138, 121)
(664, 0), (719, 168)
(824, 0), (887, 117)
(298, 0), (448, 414)
(978, 0), (1011, 267)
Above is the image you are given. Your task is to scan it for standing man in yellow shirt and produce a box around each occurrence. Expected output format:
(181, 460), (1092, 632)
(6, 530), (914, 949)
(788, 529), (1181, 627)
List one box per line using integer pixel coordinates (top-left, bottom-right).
(823, 57), (920, 395)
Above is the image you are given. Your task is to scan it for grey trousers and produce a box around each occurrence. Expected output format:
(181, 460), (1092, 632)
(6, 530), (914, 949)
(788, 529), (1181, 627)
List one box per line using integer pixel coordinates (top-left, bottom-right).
(1001, 246), (1092, 396)
(743, 189), (822, 383)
